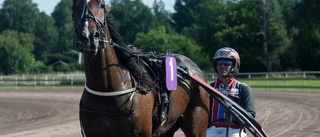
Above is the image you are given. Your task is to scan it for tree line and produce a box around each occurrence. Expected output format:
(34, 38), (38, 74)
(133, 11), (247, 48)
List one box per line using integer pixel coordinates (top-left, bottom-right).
(0, 0), (319, 75)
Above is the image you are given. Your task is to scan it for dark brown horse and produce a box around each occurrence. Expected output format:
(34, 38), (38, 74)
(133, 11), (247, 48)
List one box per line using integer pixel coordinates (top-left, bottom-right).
(72, 0), (209, 136)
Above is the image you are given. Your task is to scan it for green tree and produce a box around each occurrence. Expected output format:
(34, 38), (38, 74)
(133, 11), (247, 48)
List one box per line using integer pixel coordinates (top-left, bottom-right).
(33, 12), (59, 64)
(194, 0), (293, 72)
(110, 0), (157, 44)
(0, 0), (39, 33)
(265, 0), (292, 71)
(172, 0), (206, 34)
(134, 26), (210, 70)
(51, 0), (77, 64)
(195, 0), (265, 72)
(152, 0), (173, 33)
(276, 0), (299, 71)
(0, 30), (36, 74)
(291, 0), (320, 71)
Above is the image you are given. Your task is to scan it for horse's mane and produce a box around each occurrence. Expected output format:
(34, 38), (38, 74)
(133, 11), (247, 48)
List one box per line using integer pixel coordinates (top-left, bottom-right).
(106, 14), (155, 91)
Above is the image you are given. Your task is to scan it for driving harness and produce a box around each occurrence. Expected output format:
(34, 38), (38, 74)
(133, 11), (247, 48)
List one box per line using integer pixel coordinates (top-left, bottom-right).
(74, 0), (175, 136)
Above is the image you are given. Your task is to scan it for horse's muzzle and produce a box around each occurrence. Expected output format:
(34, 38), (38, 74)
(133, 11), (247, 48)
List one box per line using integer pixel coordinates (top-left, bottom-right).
(80, 31), (100, 57)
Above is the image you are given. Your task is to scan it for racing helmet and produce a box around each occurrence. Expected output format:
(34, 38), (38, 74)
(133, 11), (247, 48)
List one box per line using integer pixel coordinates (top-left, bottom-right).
(213, 47), (240, 77)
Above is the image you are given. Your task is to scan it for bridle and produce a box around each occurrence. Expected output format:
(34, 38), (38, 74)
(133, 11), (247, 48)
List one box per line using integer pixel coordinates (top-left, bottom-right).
(73, 0), (111, 51)
(74, 2), (140, 136)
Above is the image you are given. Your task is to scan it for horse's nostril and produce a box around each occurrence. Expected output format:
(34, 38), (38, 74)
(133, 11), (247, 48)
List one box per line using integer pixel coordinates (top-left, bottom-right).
(94, 31), (100, 38)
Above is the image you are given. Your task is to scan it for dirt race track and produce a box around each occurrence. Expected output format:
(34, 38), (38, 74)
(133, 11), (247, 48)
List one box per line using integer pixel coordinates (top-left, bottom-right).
(1, 89), (320, 137)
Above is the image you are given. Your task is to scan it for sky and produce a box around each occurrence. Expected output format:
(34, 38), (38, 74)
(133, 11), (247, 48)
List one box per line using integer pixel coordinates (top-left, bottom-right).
(0, 0), (175, 15)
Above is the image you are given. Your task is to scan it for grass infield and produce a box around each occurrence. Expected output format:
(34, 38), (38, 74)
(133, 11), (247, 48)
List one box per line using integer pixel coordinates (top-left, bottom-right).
(0, 80), (319, 92)
(207, 80), (320, 93)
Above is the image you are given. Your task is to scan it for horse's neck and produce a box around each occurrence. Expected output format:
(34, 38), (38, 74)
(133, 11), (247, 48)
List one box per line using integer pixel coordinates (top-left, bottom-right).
(84, 46), (132, 92)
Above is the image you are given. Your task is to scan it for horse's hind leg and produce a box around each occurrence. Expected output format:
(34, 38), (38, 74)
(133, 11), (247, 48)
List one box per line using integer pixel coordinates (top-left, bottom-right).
(181, 87), (210, 137)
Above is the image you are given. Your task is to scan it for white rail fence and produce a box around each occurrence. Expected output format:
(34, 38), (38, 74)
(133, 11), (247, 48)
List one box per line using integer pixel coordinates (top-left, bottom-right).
(0, 71), (320, 89)
(204, 71), (320, 89)
(0, 74), (86, 86)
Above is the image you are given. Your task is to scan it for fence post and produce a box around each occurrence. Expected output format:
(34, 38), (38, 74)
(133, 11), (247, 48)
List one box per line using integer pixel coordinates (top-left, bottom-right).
(248, 74), (251, 86)
(303, 72), (306, 92)
(15, 77), (18, 89)
(285, 73), (288, 91)
(71, 76), (73, 88)
(45, 75), (48, 85)
(266, 73), (269, 91)
(22, 75), (25, 85)
(303, 72), (306, 86)
(34, 76), (37, 88)
(53, 76), (55, 88)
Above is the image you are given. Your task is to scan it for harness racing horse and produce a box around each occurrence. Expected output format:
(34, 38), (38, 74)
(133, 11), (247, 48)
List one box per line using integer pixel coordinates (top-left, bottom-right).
(72, 0), (210, 136)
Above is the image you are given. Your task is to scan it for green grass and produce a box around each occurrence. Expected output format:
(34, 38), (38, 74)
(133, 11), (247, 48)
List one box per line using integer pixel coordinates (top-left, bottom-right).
(241, 80), (319, 87)
(1, 80), (319, 92)
(207, 80), (320, 93)
(251, 88), (319, 92)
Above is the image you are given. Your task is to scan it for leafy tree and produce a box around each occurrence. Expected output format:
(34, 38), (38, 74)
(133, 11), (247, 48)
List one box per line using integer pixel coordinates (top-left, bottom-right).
(51, 0), (77, 63)
(0, 30), (36, 74)
(33, 12), (59, 64)
(194, 0), (294, 72)
(264, 0), (292, 71)
(134, 26), (210, 70)
(291, 0), (320, 71)
(172, 0), (206, 34)
(152, 0), (173, 33)
(0, 0), (39, 33)
(195, 0), (265, 72)
(110, 0), (157, 44)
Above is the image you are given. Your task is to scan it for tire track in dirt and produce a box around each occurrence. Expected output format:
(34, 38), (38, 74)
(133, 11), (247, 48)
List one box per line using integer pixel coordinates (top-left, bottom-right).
(254, 91), (320, 137)
(274, 103), (303, 136)
(298, 100), (320, 130)
(293, 99), (320, 136)
(0, 90), (82, 136)
(1, 90), (320, 137)
(254, 99), (272, 127)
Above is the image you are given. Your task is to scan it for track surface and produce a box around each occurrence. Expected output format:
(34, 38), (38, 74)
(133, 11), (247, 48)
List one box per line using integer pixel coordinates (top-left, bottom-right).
(1, 89), (320, 137)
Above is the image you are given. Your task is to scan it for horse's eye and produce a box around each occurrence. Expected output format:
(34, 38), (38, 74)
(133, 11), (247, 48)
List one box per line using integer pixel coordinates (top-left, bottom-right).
(101, 4), (106, 9)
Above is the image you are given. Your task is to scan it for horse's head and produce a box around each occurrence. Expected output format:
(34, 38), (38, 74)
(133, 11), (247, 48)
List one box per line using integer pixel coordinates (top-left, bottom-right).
(72, 0), (110, 58)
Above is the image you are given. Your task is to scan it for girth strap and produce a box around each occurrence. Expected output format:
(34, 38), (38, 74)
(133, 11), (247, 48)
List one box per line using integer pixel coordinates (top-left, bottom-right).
(85, 84), (136, 96)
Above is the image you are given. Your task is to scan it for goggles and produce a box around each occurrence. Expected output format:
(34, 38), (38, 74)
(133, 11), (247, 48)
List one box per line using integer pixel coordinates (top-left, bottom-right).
(217, 61), (233, 66)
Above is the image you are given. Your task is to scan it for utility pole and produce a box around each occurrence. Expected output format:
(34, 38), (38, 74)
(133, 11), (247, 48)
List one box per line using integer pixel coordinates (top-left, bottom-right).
(262, 0), (271, 72)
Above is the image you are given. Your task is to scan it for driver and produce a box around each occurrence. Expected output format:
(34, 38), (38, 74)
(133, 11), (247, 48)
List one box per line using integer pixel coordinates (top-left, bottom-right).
(206, 47), (256, 137)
